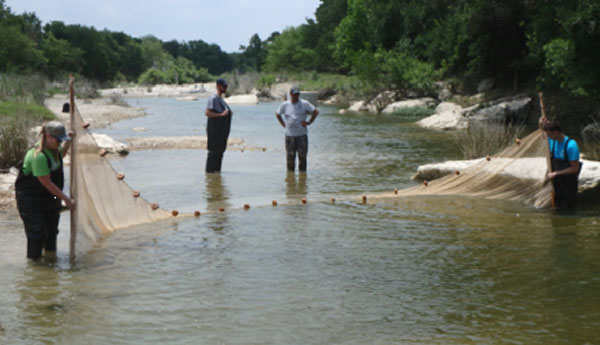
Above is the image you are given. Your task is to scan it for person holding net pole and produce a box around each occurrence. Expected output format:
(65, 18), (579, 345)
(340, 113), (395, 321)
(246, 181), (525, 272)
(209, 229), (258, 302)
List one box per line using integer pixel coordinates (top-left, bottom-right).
(539, 118), (582, 210)
(15, 121), (76, 260)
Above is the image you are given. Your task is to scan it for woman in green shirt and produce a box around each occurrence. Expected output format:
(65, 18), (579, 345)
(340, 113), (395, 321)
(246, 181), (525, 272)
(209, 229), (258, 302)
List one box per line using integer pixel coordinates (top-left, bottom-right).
(15, 121), (75, 260)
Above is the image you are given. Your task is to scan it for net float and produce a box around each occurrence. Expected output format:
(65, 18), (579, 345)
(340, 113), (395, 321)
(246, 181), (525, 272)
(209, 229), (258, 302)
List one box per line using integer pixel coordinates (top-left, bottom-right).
(262, 148), (266, 152)
(301, 198), (307, 204)
(98, 148), (107, 157)
(244, 204), (250, 210)
(219, 207), (225, 212)
(194, 211), (201, 217)
(394, 188), (398, 195)
(116, 172), (125, 180)
(362, 195), (367, 203)
(331, 197), (335, 204)
(132, 191), (140, 198)
(241, 149), (244, 152)
(172, 210), (179, 216)
(272, 200), (278, 206)
(486, 155), (491, 161)
(455, 170), (460, 175)
(151, 203), (159, 210)
(424, 180), (428, 186)
(82, 122), (90, 129)
(515, 138), (521, 145)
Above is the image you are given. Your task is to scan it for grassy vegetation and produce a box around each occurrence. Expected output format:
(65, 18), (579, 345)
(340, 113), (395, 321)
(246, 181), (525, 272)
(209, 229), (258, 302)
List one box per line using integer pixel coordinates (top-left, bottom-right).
(0, 74), (58, 169)
(457, 119), (526, 159)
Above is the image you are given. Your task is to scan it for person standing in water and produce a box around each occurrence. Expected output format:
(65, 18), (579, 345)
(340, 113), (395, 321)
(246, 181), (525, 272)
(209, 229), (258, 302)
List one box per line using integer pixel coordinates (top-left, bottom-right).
(15, 121), (75, 260)
(542, 120), (582, 209)
(205, 78), (232, 173)
(276, 85), (319, 172)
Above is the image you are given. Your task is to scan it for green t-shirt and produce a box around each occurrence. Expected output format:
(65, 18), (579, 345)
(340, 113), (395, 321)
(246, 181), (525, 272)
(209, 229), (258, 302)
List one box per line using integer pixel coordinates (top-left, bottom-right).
(21, 145), (64, 177)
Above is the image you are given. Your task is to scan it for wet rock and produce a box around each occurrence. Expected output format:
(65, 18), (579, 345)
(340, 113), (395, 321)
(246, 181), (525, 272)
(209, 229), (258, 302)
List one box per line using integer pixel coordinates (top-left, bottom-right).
(91, 133), (129, 155)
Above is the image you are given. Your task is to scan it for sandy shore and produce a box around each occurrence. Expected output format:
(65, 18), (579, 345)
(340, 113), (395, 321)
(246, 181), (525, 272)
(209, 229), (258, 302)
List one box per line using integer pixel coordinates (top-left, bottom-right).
(45, 94), (147, 128)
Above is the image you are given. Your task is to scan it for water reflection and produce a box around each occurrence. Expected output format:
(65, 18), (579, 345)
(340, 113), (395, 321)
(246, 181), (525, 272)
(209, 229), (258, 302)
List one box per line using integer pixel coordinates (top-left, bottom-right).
(285, 172), (307, 201)
(17, 264), (68, 343)
(204, 173), (231, 232)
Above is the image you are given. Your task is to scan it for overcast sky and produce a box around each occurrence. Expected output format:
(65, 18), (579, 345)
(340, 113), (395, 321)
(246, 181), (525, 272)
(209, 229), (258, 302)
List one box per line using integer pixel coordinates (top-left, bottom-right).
(6, 0), (321, 52)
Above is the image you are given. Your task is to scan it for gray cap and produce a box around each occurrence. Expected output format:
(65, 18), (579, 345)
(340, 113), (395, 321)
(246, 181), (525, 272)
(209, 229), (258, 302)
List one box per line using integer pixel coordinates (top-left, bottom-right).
(290, 85), (300, 95)
(46, 121), (70, 141)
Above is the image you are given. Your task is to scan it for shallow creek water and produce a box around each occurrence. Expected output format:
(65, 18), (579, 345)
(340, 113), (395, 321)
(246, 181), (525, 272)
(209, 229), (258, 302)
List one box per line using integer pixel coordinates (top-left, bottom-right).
(1, 98), (599, 345)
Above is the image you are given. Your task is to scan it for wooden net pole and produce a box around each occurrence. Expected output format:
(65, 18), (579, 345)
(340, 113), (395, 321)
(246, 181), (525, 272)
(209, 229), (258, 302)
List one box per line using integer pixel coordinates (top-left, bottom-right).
(69, 74), (77, 263)
(538, 92), (556, 209)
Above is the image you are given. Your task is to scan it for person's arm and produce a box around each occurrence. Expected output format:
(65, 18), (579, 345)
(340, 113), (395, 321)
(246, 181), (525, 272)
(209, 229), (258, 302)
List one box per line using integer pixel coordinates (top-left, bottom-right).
(302, 108), (319, 127)
(37, 175), (76, 210)
(61, 131), (75, 157)
(548, 160), (580, 179)
(205, 108), (229, 118)
(276, 113), (286, 128)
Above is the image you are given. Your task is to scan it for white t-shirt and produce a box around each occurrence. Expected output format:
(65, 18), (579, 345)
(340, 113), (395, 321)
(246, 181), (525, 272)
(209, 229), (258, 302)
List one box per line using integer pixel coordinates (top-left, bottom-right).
(276, 99), (316, 137)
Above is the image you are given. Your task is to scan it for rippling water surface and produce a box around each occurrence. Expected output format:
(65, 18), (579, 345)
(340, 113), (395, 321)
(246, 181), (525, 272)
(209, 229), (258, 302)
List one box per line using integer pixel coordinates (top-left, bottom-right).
(1, 98), (599, 345)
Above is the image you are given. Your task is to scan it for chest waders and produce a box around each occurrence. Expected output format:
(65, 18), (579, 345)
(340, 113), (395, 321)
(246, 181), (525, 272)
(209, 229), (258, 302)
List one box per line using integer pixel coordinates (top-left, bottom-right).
(15, 150), (64, 258)
(206, 98), (231, 173)
(550, 139), (581, 208)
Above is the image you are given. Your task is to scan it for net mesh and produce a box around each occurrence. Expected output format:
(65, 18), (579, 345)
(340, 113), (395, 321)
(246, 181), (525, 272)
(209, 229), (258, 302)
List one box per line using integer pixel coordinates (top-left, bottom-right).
(377, 129), (552, 207)
(70, 100), (172, 260)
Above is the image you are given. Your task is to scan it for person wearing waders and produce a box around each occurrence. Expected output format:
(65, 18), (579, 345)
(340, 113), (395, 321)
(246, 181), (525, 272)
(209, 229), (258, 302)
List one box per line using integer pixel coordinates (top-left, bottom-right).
(542, 120), (582, 209)
(205, 78), (232, 173)
(276, 85), (319, 172)
(15, 121), (75, 260)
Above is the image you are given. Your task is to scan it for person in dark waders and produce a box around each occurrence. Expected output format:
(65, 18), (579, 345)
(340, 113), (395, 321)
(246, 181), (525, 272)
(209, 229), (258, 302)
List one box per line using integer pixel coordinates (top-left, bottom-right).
(542, 120), (582, 210)
(205, 78), (232, 173)
(15, 121), (75, 260)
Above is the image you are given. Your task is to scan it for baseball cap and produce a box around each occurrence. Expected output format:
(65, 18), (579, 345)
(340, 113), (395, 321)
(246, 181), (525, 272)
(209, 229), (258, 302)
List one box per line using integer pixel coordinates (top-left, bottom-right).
(46, 121), (70, 141)
(290, 85), (300, 95)
(216, 78), (228, 87)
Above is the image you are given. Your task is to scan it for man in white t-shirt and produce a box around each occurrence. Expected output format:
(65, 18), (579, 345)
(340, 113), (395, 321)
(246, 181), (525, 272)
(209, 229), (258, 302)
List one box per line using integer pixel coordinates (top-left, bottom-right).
(276, 86), (319, 172)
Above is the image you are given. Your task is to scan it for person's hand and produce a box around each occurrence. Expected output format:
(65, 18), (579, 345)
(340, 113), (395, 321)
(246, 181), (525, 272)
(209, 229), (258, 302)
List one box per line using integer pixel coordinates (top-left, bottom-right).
(538, 117), (548, 128)
(301, 120), (310, 127)
(65, 198), (76, 211)
(221, 109), (230, 117)
(547, 171), (557, 180)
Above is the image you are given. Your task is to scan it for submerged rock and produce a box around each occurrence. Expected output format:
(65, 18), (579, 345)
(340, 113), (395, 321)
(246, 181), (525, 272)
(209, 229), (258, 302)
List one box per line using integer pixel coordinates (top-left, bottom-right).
(91, 133), (129, 155)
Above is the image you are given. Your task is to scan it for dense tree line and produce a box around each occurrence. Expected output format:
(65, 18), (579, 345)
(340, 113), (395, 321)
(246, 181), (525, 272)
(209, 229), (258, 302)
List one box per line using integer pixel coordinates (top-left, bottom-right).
(253, 0), (600, 97)
(0, 0), (224, 84)
(2, 0), (599, 99)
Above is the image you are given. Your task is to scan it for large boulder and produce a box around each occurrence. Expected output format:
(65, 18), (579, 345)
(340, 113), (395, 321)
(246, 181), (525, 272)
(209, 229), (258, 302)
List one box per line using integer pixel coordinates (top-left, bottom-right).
(417, 102), (468, 130)
(382, 98), (437, 114)
(467, 97), (532, 124)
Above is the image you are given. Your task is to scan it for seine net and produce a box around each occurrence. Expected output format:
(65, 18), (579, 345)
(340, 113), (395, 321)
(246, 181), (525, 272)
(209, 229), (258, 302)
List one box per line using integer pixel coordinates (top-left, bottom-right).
(69, 100), (172, 260)
(378, 129), (552, 207)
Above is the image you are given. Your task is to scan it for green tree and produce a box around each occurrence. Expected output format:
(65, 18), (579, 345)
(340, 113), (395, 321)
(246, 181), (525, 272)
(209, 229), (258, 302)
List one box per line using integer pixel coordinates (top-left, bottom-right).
(264, 27), (317, 72)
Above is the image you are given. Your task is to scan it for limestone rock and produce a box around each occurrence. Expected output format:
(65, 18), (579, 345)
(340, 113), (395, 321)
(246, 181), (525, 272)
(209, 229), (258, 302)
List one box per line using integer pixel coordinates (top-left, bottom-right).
(382, 98), (437, 114)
